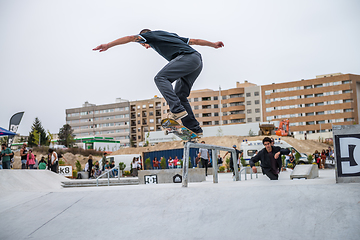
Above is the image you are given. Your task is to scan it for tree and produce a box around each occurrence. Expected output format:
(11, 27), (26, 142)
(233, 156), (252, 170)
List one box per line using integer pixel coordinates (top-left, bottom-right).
(28, 117), (49, 147)
(58, 124), (75, 147)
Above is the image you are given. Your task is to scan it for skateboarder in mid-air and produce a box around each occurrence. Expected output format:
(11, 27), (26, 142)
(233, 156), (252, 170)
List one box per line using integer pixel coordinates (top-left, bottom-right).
(93, 29), (224, 136)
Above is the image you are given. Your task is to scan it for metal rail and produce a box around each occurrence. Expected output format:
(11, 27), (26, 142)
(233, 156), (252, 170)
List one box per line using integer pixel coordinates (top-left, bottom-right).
(96, 166), (121, 187)
(239, 167), (258, 181)
(182, 142), (239, 187)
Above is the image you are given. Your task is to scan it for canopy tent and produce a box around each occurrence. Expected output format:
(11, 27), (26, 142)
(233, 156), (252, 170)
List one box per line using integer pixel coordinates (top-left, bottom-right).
(0, 127), (17, 136)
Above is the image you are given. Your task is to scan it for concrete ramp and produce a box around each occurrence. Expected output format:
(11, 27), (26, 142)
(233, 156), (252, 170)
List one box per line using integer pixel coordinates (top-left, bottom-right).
(0, 170), (68, 191)
(290, 164), (319, 179)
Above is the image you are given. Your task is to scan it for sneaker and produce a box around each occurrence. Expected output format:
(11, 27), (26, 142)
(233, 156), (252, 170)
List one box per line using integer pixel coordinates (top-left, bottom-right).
(194, 129), (203, 137)
(168, 111), (188, 121)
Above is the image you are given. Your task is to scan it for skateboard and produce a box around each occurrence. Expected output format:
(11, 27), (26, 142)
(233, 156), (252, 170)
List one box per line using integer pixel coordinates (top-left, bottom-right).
(161, 118), (199, 141)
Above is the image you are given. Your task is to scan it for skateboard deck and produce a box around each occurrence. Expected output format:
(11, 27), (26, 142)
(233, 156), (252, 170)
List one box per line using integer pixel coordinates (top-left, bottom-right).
(161, 118), (199, 141)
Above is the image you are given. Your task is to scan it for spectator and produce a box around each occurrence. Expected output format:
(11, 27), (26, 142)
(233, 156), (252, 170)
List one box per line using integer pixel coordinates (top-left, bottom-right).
(168, 157), (174, 169)
(48, 149), (58, 173)
(289, 149), (296, 167)
(132, 157), (138, 177)
(321, 149), (326, 169)
(20, 143), (28, 169)
(104, 160), (112, 177)
(1, 143), (12, 169)
(101, 152), (107, 171)
(313, 150), (320, 169)
(93, 161), (101, 178)
(110, 160), (118, 177)
(250, 137), (290, 180)
(33, 155), (38, 169)
(137, 157), (142, 170)
(0, 153), (2, 169)
(270, 138), (275, 146)
(87, 155), (93, 179)
(198, 141), (210, 176)
(153, 157), (159, 169)
(27, 149), (36, 169)
(38, 157), (47, 170)
(173, 156), (179, 169)
(223, 145), (243, 176)
(253, 150), (258, 157)
(217, 154), (223, 168)
(285, 150), (290, 168)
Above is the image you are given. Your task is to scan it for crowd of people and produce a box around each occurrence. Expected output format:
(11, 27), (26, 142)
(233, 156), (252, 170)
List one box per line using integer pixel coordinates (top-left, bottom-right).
(0, 143), (60, 172)
(312, 147), (334, 169)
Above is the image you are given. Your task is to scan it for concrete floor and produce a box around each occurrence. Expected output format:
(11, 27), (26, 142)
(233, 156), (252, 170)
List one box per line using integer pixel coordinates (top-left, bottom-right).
(0, 169), (359, 240)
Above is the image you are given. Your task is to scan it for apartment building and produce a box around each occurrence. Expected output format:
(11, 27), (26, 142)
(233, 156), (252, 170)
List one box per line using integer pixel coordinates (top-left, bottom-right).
(239, 81), (262, 123)
(130, 97), (162, 147)
(262, 73), (360, 135)
(161, 81), (261, 127)
(66, 99), (131, 147)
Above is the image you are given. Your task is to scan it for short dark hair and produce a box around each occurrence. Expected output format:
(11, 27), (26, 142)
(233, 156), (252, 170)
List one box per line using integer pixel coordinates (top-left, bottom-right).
(263, 137), (272, 145)
(1, 143), (6, 146)
(104, 152), (107, 155)
(139, 29), (151, 34)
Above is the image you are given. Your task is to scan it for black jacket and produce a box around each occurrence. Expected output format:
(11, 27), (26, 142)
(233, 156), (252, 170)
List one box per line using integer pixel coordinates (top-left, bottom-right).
(249, 146), (290, 173)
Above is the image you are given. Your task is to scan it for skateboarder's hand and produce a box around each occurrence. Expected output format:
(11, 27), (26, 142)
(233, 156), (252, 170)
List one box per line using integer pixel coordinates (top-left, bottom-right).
(274, 152), (280, 159)
(214, 41), (224, 49)
(252, 166), (257, 173)
(93, 43), (109, 52)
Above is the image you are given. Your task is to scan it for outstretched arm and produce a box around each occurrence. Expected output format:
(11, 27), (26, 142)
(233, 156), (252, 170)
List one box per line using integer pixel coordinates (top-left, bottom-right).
(93, 35), (143, 52)
(189, 39), (224, 49)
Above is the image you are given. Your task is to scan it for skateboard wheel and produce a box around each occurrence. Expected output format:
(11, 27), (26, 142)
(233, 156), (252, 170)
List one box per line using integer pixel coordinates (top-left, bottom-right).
(164, 130), (169, 135)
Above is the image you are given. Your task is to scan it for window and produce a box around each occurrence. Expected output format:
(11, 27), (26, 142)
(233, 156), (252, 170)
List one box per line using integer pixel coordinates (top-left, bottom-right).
(214, 96), (218, 100)
(306, 112), (314, 116)
(343, 90), (352, 94)
(316, 111), (324, 115)
(247, 118), (252, 122)
(306, 121), (315, 125)
(345, 118), (354, 122)
(315, 102), (324, 106)
(314, 84), (323, 88)
(214, 104), (218, 109)
(214, 112), (219, 116)
(344, 109), (353, 112)
(215, 121), (219, 125)
(255, 117), (260, 121)
(255, 100), (260, 104)
(265, 90), (273, 95)
(195, 114), (199, 118)
(246, 92), (251, 97)
(194, 98), (199, 102)
(246, 101), (251, 105)
(305, 94), (313, 98)
(254, 91), (259, 96)
(223, 104), (227, 108)
(266, 116), (273, 121)
(315, 93), (323, 97)
(194, 106), (199, 110)
(305, 103), (314, 107)
(222, 96), (227, 100)
(202, 97), (211, 101)
(304, 85), (312, 89)
(203, 113), (211, 117)
(247, 109), (252, 114)
(265, 99), (271, 104)
(149, 119), (154, 123)
(223, 120), (228, 124)
(343, 99), (352, 103)
(317, 120), (325, 124)
(255, 108), (260, 113)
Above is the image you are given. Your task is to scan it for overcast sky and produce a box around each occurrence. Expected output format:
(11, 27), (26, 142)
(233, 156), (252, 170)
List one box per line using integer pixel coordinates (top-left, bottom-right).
(1, 0), (359, 136)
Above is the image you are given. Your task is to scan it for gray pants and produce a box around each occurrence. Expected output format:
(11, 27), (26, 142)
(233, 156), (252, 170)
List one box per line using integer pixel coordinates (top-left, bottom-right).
(154, 52), (202, 133)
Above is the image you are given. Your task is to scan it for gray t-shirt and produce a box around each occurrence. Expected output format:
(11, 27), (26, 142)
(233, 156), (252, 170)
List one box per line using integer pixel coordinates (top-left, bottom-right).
(138, 30), (197, 61)
(199, 148), (209, 160)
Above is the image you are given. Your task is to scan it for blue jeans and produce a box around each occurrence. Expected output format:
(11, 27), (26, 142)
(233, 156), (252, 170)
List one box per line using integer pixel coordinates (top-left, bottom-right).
(2, 161), (11, 169)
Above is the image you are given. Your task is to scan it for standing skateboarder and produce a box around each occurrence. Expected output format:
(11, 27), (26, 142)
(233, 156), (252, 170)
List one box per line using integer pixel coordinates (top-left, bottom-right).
(93, 29), (224, 136)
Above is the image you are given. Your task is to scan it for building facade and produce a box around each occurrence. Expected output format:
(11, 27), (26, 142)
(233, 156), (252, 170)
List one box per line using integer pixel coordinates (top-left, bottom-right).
(161, 81), (261, 127)
(130, 97), (162, 147)
(261, 73), (360, 135)
(66, 99), (131, 147)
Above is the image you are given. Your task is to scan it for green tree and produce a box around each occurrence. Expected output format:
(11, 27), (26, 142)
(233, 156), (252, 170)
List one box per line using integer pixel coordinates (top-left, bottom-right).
(160, 157), (167, 169)
(28, 117), (49, 147)
(58, 124), (75, 147)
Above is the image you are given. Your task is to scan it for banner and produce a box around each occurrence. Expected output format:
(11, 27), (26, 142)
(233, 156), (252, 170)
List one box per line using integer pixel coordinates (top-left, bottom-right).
(7, 112), (24, 148)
